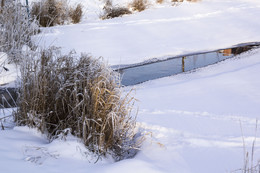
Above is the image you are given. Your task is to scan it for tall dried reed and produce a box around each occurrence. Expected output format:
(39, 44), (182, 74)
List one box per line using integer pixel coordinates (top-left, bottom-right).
(16, 48), (140, 161)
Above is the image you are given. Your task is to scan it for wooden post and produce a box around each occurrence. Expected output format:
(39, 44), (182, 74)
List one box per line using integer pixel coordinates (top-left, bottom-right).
(182, 56), (186, 72)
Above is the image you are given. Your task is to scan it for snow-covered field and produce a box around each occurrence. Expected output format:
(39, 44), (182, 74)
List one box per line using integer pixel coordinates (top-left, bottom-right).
(1, 0), (260, 172)
(34, 0), (260, 66)
(1, 47), (260, 173)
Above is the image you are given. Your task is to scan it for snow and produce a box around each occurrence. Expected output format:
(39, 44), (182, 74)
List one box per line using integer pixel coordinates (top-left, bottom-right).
(132, 48), (260, 173)
(33, 0), (260, 66)
(1, 0), (260, 173)
(1, 48), (260, 173)
(0, 53), (19, 87)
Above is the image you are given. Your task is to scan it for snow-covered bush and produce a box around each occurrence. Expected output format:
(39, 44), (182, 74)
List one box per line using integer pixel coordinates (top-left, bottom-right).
(101, 0), (131, 19)
(0, 0), (38, 62)
(16, 47), (141, 161)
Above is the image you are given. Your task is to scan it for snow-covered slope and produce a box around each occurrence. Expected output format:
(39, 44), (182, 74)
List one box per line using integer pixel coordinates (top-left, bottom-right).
(33, 0), (260, 66)
(1, 0), (260, 172)
(1, 47), (260, 173)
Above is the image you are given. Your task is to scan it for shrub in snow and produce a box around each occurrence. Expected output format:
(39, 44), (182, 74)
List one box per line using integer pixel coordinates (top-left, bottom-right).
(16, 47), (141, 161)
(31, 0), (82, 27)
(130, 0), (148, 12)
(171, 0), (184, 6)
(156, 0), (164, 4)
(31, 0), (68, 27)
(101, 0), (132, 19)
(0, 0), (38, 62)
(69, 4), (83, 24)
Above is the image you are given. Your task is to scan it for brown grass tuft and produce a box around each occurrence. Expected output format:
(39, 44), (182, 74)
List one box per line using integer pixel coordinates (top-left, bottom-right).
(130, 0), (148, 12)
(69, 4), (83, 24)
(16, 48), (141, 161)
(31, 0), (67, 27)
(31, 0), (82, 27)
(156, 0), (164, 4)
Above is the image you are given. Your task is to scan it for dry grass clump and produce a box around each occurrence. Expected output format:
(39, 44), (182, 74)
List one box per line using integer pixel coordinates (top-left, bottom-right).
(16, 48), (140, 161)
(130, 0), (148, 12)
(171, 0), (184, 6)
(156, 0), (164, 4)
(31, 0), (82, 27)
(31, 0), (68, 27)
(69, 4), (83, 24)
(187, 0), (201, 2)
(101, 0), (131, 19)
(0, 1), (38, 62)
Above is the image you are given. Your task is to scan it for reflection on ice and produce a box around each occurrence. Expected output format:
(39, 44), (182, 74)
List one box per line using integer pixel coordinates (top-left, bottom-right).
(118, 44), (258, 86)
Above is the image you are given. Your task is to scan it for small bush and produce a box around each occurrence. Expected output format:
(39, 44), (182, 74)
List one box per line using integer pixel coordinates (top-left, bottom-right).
(130, 0), (148, 12)
(31, 0), (82, 27)
(16, 48), (141, 161)
(102, 7), (132, 19)
(31, 0), (68, 27)
(171, 0), (184, 6)
(69, 4), (83, 24)
(156, 0), (164, 4)
(101, 0), (131, 19)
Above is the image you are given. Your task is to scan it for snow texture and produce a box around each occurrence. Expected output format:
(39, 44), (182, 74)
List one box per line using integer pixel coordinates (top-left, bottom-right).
(1, 0), (260, 172)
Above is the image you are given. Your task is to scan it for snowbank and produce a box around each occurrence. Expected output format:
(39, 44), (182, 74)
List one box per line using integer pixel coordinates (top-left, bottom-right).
(33, 0), (260, 66)
(1, 47), (260, 173)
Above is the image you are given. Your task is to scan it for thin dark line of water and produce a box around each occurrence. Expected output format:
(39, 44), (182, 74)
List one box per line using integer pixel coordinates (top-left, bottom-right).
(117, 43), (260, 86)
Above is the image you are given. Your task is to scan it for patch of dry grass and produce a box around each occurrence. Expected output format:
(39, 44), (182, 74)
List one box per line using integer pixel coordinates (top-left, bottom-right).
(31, 0), (82, 27)
(16, 48), (141, 160)
(156, 0), (164, 4)
(130, 0), (148, 12)
(69, 4), (83, 24)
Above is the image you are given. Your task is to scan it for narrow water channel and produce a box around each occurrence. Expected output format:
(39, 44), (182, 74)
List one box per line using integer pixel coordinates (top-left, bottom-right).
(117, 44), (259, 86)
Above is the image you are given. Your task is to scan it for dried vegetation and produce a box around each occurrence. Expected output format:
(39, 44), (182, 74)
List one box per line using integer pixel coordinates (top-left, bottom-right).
(101, 0), (131, 19)
(130, 0), (148, 12)
(156, 0), (164, 4)
(31, 0), (82, 27)
(15, 48), (141, 160)
(69, 4), (83, 24)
